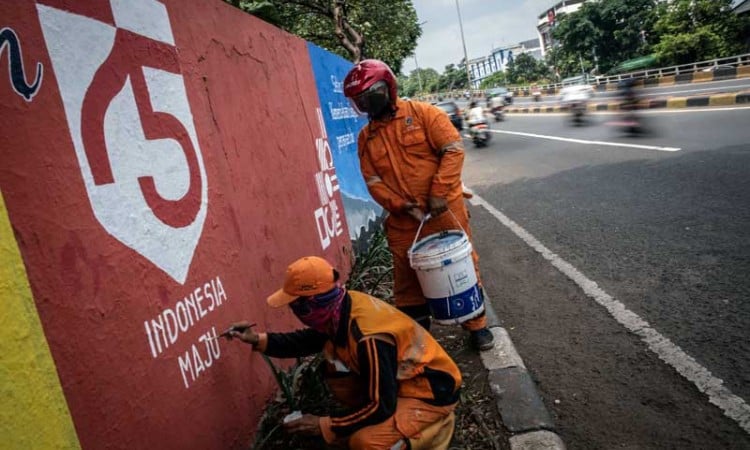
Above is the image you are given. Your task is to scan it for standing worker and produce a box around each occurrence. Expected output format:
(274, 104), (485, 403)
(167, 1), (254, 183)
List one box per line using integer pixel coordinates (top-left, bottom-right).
(343, 59), (494, 351)
(226, 256), (460, 449)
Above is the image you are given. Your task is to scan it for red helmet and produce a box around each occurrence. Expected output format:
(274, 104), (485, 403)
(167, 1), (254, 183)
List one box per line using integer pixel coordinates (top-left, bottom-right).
(344, 59), (398, 117)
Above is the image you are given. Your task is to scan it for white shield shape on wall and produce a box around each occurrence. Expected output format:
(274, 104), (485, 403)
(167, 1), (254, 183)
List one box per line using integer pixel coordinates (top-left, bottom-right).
(37, 0), (208, 284)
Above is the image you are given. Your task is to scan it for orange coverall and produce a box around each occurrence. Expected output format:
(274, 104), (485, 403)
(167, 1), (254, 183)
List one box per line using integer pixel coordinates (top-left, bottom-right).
(357, 98), (486, 331)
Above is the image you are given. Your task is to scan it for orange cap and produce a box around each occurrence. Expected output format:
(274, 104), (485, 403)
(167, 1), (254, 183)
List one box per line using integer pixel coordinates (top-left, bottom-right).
(267, 256), (336, 307)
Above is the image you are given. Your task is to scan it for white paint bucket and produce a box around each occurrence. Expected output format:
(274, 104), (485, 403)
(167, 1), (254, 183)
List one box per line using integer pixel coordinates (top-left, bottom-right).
(408, 215), (484, 325)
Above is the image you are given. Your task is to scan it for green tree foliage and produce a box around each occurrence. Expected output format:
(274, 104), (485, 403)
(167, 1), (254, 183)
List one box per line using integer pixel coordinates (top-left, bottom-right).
(551, 0), (658, 76)
(479, 70), (506, 89)
(436, 63), (468, 92)
(544, 46), (581, 80)
(399, 67), (440, 97)
(505, 53), (550, 84)
(652, 0), (749, 66)
(226, 0), (421, 73)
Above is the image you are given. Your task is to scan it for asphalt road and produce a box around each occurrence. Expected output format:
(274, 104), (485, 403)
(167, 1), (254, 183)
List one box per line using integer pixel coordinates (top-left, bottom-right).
(462, 107), (750, 448)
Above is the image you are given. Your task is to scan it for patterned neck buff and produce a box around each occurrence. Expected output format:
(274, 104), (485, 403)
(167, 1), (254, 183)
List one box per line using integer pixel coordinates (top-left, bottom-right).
(290, 285), (346, 336)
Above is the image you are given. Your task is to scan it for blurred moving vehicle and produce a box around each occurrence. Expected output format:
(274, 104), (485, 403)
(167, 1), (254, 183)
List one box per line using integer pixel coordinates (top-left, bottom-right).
(615, 79), (647, 134)
(485, 87), (513, 105)
(469, 121), (491, 147)
(466, 101), (491, 147)
(560, 84), (594, 125)
(488, 95), (505, 122)
(531, 85), (542, 102)
(435, 101), (464, 131)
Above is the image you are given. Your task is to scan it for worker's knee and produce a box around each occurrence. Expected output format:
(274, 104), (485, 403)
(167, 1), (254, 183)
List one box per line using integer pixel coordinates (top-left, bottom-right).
(348, 430), (406, 450)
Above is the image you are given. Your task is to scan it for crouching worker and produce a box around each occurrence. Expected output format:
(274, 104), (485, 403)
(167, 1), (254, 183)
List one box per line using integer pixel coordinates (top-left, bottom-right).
(227, 256), (461, 450)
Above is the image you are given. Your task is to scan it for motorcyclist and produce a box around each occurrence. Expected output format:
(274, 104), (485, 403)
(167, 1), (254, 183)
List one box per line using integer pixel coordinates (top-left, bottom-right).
(466, 101), (490, 147)
(560, 84), (592, 125)
(488, 95), (506, 122)
(466, 101), (486, 126)
(619, 79), (639, 117)
(618, 78), (644, 132)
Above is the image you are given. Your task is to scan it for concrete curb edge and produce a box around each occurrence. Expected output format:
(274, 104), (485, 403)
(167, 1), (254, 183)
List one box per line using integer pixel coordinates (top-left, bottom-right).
(479, 289), (566, 449)
(504, 91), (750, 114)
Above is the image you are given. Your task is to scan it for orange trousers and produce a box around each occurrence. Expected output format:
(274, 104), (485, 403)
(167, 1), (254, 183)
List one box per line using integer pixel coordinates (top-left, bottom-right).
(347, 398), (455, 449)
(324, 367), (457, 449)
(385, 199), (486, 332)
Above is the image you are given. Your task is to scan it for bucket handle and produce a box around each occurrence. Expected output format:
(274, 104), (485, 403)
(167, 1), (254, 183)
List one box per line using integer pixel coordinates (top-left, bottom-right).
(410, 208), (467, 252)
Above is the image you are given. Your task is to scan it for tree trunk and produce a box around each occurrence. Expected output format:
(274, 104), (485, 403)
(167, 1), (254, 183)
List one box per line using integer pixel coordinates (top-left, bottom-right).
(332, 0), (363, 62)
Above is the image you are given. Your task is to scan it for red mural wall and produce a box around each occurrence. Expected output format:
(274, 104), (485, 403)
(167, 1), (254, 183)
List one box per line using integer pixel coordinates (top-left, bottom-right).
(0, 0), (350, 448)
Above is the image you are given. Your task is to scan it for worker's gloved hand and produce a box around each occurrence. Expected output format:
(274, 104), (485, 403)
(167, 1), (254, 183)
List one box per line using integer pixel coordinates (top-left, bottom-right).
(427, 196), (448, 217)
(403, 202), (426, 222)
(226, 321), (259, 347)
(284, 414), (322, 436)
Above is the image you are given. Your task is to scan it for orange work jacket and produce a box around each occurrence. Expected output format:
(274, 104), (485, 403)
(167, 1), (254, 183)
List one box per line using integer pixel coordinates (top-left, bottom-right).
(319, 290), (462, 439)
(358, 99), (465, 230)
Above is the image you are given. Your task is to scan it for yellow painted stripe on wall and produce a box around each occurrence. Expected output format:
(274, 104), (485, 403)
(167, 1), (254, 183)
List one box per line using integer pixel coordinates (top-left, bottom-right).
(709, 94), (736, 106)
(659, 75), (676, 86)
(692, 71), (712, 82)
(0, 191), (81, 449)
(667, 97), (687, 108)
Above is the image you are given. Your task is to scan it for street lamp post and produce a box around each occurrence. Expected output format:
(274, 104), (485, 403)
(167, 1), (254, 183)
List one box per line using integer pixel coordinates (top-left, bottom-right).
(413, 20), (428, 96)
(455, 0), (472, 90)
(414, 53), (423, 94)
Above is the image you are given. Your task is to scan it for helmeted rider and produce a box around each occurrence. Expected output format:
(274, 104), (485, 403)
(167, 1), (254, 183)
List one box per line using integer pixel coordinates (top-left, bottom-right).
(466, 100), (486, 126)
(618, 78), (641, 124)
(343, 59), (495, 351)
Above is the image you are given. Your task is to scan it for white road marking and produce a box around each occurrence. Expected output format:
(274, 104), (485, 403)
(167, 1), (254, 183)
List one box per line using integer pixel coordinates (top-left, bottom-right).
(488, 129), (681, 152)
(468, 192), (750, 434)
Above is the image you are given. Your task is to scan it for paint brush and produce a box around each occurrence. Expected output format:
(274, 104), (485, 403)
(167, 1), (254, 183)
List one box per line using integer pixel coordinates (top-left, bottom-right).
(207, 323), (257, 341)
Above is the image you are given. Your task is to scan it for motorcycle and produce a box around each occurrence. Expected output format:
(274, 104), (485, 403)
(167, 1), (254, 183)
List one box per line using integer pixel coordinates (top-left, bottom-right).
(489, 96), (505, 122)
(616, 112), (648, 135)
(531, 86), (542, 102)
(469, 120), (491, 147)
(560, 85), (593, 127)
(568, 102), (587, 126)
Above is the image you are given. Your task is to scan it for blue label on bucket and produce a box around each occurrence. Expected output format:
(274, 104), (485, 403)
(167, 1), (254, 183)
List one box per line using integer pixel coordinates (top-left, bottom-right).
(426, 284), (484, 324)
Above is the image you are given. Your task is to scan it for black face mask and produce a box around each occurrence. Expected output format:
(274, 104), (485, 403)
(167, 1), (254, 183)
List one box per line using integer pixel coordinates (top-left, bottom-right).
(352, 82), (392, 119)
(364, 92), (390, 119)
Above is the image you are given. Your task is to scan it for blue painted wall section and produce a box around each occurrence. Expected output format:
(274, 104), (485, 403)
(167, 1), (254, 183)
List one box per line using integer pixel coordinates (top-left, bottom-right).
(307, 43), (382, 240)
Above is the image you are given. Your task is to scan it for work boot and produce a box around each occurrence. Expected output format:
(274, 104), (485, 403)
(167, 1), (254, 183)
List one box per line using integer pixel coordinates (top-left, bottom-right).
(469, 327), (494, 351)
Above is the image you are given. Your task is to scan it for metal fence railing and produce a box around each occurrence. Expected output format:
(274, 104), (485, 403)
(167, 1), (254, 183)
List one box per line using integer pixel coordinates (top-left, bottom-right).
(418, 53), (750, 101)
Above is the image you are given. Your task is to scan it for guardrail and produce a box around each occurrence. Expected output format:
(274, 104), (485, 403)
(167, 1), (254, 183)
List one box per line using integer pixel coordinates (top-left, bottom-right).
(593, 52), (750, 85)
(418, 53), (750, 101)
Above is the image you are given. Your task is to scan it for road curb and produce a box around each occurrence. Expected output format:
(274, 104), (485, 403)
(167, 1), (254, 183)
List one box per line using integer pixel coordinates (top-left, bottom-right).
(480, 290), (566, 449)
(505, 90), (750, 114)
(507, 66), (750, 98)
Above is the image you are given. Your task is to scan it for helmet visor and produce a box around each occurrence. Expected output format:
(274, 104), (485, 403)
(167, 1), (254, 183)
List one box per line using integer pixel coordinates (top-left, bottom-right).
(349, 80), (390, 116)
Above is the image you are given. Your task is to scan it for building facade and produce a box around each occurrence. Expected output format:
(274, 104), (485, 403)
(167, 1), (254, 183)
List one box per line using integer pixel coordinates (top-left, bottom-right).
(467, 38), (543, 88)
(537, 0), (587, 58)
